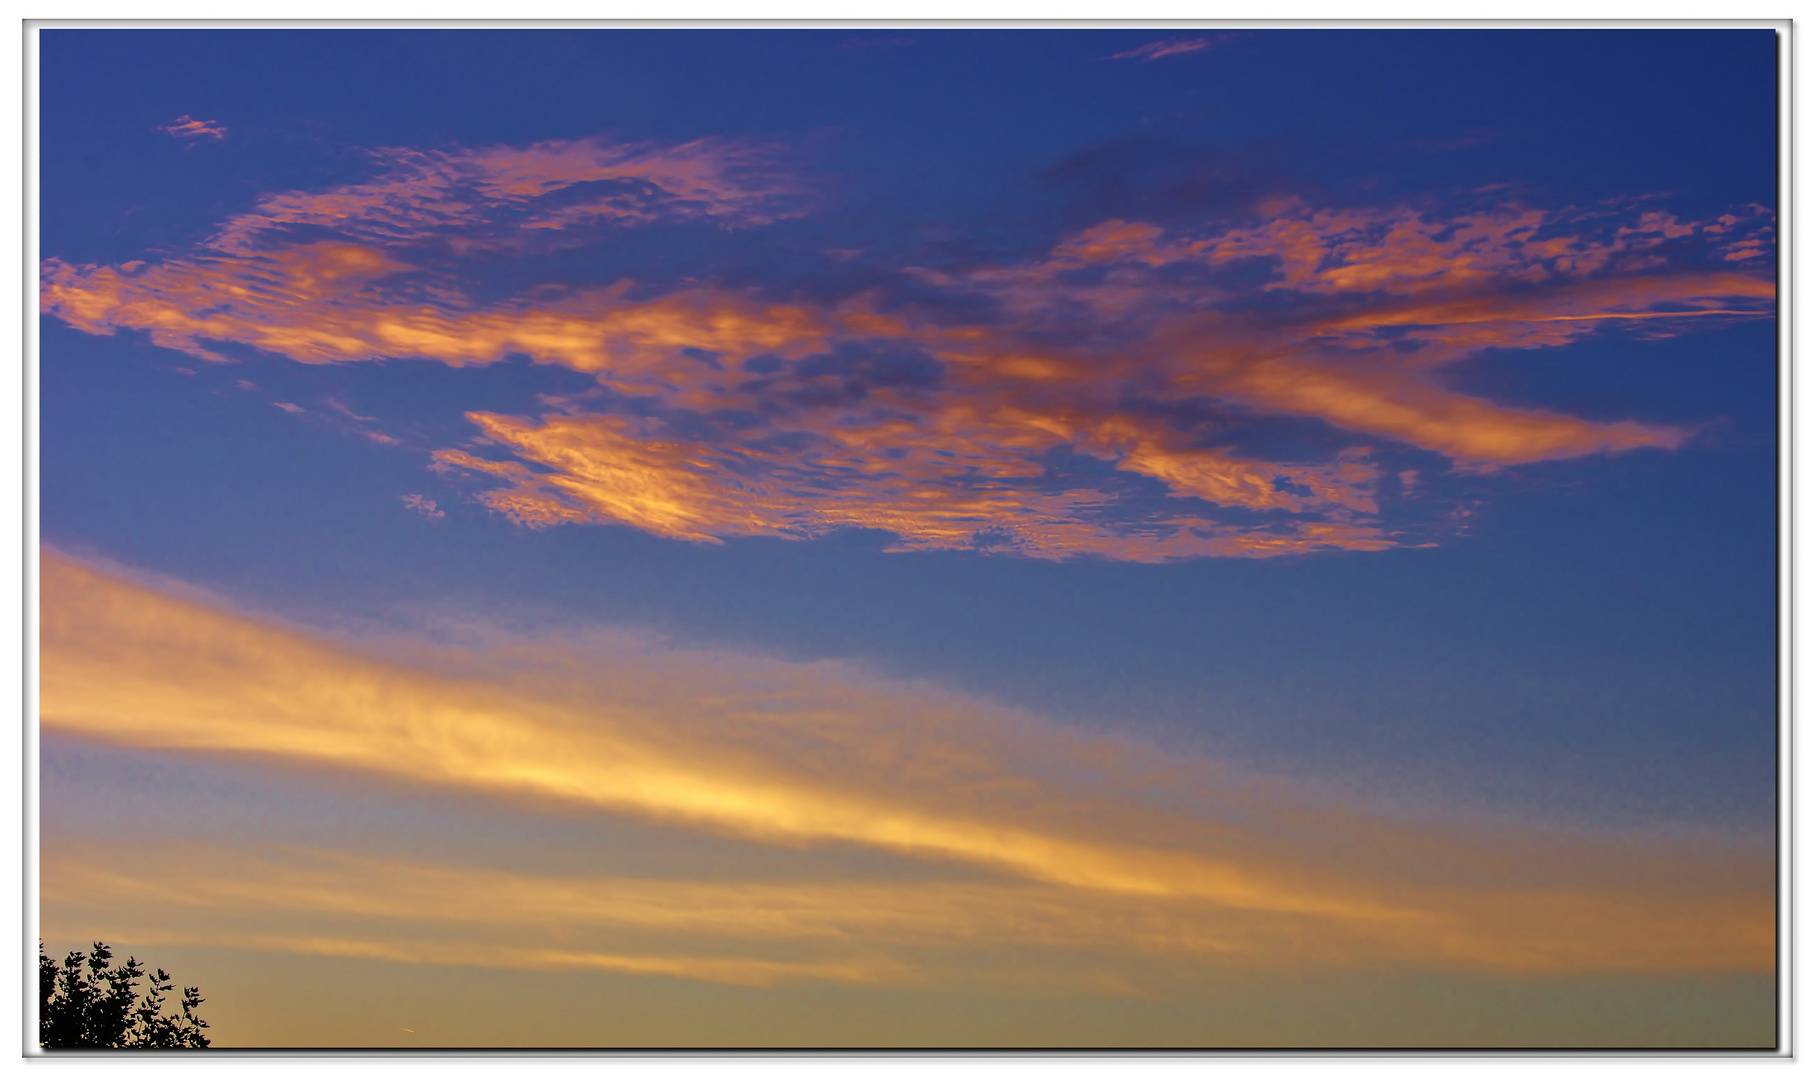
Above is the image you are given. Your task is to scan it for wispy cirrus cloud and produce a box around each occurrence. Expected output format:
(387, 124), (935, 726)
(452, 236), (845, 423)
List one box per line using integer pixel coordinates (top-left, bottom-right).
(155, 114), (227, 142)
(205, 135), (807, 256)
(42, 831), (1774, 996)
(1107, 35), (1238, 62)
(39, 552), (1777, 986)
(37, 133), (1775, 560)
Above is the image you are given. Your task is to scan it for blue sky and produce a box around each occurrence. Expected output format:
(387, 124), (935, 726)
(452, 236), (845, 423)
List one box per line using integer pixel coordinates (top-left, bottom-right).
(37, 28), (1779, 1047)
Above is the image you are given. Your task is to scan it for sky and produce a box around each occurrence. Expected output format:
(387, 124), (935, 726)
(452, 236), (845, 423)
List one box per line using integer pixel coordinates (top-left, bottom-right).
(34, 28), (1780, 1048)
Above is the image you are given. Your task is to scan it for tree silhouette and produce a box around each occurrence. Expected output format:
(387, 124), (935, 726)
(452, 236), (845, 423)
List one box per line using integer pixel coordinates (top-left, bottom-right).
(39, 942), (210, 1049)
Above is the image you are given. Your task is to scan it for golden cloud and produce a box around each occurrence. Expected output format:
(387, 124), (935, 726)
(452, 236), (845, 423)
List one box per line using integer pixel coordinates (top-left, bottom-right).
(40, 552), (1775, 985)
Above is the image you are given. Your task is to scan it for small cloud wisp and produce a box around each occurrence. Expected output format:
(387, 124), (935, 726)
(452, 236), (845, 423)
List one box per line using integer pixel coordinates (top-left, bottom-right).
(156, 115), (227, 142)
(1107, 37), (1236, 62)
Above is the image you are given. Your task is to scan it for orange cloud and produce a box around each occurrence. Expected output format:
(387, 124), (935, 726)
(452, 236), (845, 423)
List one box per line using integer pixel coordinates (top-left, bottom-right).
(948, 204), (1768, 468)
(38, 137), (1775, 558)
(40, 553), (1775, 983)
(1155, 336), (1688, 467)
(1313, 274), (1777, 337)
(433, 408), (1392, 560)
(42, 249), (828, 372)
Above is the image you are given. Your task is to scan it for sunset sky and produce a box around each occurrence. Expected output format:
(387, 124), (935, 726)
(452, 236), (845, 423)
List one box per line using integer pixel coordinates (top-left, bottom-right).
(35, 28), (1780, 1048)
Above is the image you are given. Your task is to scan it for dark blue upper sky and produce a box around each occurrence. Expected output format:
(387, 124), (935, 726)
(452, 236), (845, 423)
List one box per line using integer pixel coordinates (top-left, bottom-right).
(42, 30), (1778, 258)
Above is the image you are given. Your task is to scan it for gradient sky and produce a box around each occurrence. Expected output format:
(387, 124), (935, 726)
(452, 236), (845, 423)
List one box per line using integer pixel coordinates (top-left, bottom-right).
(35, 28), (1780, 1048)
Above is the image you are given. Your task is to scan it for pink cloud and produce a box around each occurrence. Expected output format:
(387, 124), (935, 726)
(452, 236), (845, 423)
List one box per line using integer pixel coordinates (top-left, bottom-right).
(205, 136), (806, 256)
(400, 494), (445, 520)
(156, 115), (226, 142)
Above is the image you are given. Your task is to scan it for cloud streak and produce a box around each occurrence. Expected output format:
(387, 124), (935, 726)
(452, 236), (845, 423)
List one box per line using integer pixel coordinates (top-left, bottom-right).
(1107, 37), (1236, 62)
(39, 552), (1775, 985)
